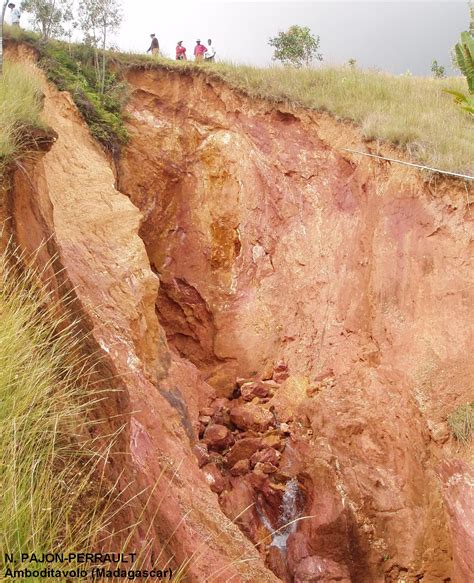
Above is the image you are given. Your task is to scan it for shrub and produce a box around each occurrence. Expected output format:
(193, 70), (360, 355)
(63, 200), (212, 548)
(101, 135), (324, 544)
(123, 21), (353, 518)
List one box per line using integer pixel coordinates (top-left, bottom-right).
(269, 25), (322, 68)
(431, 59), (446, 79)
(38, 40), (129, 153)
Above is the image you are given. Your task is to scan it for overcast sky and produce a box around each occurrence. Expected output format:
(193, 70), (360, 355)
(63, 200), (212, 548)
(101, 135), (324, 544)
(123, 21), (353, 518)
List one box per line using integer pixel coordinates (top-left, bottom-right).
(115, 1), (469, 75)
(18, 1), (471, 75)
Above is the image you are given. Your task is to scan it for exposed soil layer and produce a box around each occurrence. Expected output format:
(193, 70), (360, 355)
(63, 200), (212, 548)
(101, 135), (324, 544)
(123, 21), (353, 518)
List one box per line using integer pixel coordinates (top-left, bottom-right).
(4, 46), (474, 582)
(117, 67), (473, 582)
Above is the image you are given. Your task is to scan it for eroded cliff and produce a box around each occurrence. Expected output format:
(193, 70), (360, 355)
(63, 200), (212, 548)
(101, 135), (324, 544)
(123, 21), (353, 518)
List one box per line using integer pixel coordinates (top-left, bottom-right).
(4, 49), (474, 582)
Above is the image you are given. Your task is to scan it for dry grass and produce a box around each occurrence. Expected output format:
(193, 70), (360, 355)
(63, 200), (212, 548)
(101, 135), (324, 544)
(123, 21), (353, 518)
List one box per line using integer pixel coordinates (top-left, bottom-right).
(116, 55), (474, 176)
(448, 402), (474, 444)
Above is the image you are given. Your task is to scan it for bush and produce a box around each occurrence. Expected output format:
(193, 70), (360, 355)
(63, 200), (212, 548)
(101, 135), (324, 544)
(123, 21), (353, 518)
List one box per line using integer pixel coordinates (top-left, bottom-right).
(38, 40), (129, 153)
(447, 402), (474, 444)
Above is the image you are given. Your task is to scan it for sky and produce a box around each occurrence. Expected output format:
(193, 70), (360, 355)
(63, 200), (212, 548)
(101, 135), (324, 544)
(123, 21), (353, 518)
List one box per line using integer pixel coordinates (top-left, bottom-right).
(18, 1), (472, 75)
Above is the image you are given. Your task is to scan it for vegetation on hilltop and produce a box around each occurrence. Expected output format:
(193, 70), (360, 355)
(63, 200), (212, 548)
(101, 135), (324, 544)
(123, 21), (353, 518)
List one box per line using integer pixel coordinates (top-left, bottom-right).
(4, 25), (129, 153)
(39, 38), (129, 152)
(268, 25), (323, 68)
(4, 25), (473, 174)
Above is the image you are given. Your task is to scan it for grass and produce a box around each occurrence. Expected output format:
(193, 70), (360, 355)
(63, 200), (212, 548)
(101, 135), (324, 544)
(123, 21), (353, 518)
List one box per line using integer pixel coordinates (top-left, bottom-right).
(5, 26), (474, 174)
(448, 402), (474, 444)
(0, 247), (116, 579)
(0, 60), (45, 172)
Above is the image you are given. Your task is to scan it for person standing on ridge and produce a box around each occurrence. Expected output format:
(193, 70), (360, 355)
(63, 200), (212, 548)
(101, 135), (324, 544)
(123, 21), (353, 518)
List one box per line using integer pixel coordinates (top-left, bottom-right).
(147, 34), (159, 57)
(8, 3), (21, 27)
(176, 41), (187, 60)
(194, 40), (207, 61)
(205, 38), (216, 62)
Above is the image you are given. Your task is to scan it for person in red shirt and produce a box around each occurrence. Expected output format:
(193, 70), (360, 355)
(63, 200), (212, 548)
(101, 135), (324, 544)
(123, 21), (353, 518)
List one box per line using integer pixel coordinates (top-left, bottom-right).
(194, 40), (207, 61)
(176, 41), (187, 61)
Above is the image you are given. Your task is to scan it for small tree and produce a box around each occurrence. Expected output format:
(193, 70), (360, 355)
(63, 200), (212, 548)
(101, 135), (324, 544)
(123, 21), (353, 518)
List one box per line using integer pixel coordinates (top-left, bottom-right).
(78, 0), (122, 94)
(21, 0), (73, 40)
(347, 58), (357, 69)
(431, 59), (446, 78)
(268, 25), (322, 68)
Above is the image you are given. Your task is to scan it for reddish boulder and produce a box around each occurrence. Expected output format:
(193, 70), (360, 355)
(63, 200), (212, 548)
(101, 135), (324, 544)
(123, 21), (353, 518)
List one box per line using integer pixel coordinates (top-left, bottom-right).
(203, 424), (234, 451)
(226, 437), (263, 467)
(273, 362), (290, 383)
(267, 546), (291, 582)
(262, 462), (278, 474)
(251, 447), (281, 468)
(193, 443), (210, 468)
(241, 381), (270, 401)
(220, 477), (262, 542)
(294, 556), (350, 582)
(262, 432), (286, 451)
(230, 404), (274, 432)
(211, 397), (230, 410)
(199, 407), (216, 417)
(286, 531), (311, 574)
(202, 463), (226, 494)
(230, 459), (250, 476)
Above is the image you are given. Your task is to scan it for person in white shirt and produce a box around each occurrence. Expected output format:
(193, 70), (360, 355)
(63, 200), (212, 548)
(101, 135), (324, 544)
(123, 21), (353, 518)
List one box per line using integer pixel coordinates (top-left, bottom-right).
(205, 39), (216, 62)
(8, 3), (21, 27)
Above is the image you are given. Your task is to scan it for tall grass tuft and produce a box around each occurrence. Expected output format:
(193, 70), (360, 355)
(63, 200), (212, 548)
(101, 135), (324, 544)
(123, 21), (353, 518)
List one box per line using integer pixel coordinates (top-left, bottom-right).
(0, 247), (116, 578)
(448, 402), (474, 444)
(0, 61), (45, 171)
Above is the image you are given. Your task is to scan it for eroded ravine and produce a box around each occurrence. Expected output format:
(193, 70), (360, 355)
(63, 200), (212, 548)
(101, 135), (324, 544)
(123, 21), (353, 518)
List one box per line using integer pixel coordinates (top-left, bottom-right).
(117, 67), (474, 582)
(4, 50), (280, 583)
(4, 47), (474, 582)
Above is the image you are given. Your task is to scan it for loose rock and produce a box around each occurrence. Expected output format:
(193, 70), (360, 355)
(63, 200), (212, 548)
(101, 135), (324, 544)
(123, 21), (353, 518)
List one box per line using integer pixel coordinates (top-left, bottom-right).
(226, 437), (263, 467)
(230, 459), (250, 476)
(241, 381), (270, 401)
(203, 424), (234, 451)
(230, 404), (274, 432)
(202, 463), (226, 494)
